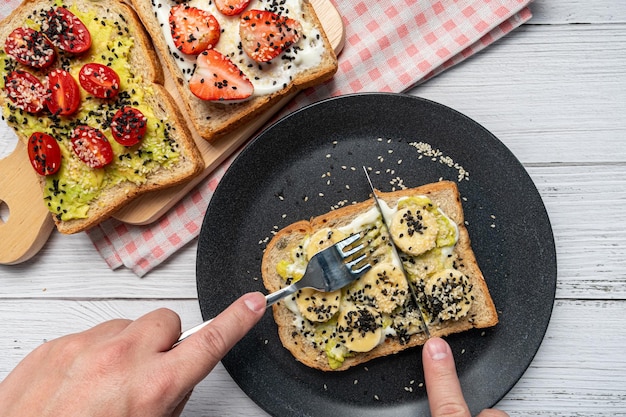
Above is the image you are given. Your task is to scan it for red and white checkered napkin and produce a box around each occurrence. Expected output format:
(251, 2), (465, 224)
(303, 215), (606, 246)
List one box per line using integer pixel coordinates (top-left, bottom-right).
(0, 0), (532, 276)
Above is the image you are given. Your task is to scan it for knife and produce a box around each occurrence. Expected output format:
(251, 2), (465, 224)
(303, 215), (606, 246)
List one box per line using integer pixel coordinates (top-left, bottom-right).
(362, 167), (431, 338)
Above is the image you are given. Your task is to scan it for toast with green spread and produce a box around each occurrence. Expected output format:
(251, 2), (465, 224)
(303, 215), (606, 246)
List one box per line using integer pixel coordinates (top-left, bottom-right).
(0, 0), (203, 234)
(130, 0), (338, 141)
(261, 181), (498, 371)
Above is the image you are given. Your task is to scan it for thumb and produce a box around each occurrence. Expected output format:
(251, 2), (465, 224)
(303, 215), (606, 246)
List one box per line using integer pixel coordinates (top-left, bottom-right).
(422, 337), (471, 417)
(168, 292), (266, 388)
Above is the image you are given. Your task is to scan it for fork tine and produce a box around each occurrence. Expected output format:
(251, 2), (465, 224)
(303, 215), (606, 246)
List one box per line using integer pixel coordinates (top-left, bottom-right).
(334, 233), (361, 253)
(340, 242), (366, 258)
(346, 253), (371, 274)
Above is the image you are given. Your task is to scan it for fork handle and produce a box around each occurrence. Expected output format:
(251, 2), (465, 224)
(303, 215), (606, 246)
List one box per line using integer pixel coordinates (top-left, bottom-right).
(265, 283), (298, 307)
(173, 319), (214, 348)
(172, 286), (297, 348)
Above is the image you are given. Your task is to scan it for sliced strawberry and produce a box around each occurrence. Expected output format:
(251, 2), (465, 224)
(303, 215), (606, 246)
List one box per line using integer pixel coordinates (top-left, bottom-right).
(239, 9), (302, 63)
(215, 0), (250, 16)
(189, 49), (254, 101)
(169, 5), (220, 55)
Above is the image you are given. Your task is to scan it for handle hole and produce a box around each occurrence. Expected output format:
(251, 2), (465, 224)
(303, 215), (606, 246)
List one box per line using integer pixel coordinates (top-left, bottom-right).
(0, 200), (9, 224)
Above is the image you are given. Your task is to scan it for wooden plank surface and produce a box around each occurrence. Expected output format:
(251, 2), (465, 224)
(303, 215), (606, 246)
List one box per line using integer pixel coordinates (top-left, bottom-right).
(0, 299), (624, 415)
(1, 0), (626, 415)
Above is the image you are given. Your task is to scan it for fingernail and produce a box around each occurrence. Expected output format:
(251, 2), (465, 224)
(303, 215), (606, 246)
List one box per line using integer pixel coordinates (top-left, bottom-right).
(426, 337), (451, 361)
(244, 292), (266, 313)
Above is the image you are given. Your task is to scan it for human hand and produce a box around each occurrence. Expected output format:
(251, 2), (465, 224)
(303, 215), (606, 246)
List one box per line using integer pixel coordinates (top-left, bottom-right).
(0, 292), (267, 417)
(422, 337), (509, 417)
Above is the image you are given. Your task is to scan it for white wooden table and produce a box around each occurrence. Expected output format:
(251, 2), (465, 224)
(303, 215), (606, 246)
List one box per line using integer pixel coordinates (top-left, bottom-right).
(1, 1), (625, 415)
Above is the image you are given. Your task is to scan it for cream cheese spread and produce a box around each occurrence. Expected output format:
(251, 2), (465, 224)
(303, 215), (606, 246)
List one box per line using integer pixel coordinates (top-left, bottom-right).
(152, 0), (326, 98)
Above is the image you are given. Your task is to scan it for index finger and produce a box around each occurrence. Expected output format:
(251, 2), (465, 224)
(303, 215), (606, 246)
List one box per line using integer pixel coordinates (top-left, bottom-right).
(422, 337), (471, 417)
(167, 292), (266, 388)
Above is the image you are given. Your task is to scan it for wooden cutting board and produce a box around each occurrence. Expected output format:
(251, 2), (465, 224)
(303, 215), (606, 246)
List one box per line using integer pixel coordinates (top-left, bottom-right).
(0, 0), (344, 265)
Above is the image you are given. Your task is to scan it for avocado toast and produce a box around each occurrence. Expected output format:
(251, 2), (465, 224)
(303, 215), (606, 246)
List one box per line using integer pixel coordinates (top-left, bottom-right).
(0, 0), (203, 234)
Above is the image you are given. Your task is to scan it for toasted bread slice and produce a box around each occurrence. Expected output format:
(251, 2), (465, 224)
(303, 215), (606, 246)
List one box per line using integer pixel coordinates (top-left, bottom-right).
(130, 0), (338, 141)
(0, 0), (203, 234)
(262, 181), (498, 371)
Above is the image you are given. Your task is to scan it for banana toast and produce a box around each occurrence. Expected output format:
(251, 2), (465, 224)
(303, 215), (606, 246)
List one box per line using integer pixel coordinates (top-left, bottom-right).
(261, 181), (498, 371)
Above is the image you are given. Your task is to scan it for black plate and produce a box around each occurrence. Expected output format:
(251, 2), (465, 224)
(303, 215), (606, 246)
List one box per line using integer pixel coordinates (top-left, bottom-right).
(196, 93), (557, 416)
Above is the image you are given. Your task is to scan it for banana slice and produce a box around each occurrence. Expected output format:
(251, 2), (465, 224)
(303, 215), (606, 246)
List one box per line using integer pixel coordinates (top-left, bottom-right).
(391, 304), (429, 339)
(348, 263), (409, 314)
(336, 303), (383, 352)
(295, 288), (342, 322)
(401, 249), (443, 283)
(389, 206), (439, 256)
(305, 227), (348, 260)
(424, 268), (473, 322)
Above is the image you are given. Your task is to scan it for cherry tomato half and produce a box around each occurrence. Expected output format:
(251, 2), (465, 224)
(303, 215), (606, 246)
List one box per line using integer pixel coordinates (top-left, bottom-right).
(45, 68), (81, 116)
(28, 132), (62, 176)
(70, 125), (114, 168)
(42, 7), (92, 54)
(110, 107), (148, 146)
(4, 70), (49, 114)
(4, 27), (56, 69)
(78, 63), (120, 99)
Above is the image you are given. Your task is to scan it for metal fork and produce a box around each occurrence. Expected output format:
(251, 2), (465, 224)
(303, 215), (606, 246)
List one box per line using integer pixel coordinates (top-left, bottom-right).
(173, 233), (372, 347)
(265, 232), (372, 306)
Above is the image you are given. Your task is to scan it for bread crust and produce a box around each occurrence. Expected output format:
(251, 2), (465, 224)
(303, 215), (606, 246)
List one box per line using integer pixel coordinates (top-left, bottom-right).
(262, 181), (498, 371)
(0, 0), (204, 234)
(130, 0), (338, 141)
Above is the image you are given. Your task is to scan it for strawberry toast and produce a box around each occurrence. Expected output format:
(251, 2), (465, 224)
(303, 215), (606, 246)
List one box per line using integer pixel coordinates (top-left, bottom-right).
(131, 0), (338, 141)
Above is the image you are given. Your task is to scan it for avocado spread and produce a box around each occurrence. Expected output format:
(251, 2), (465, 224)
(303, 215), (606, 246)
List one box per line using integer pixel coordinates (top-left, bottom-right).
(0, 1), (181, 221)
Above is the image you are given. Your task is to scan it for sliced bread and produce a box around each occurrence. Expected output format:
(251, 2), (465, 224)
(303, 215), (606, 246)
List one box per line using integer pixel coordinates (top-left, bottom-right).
(262, 181), (498, 371)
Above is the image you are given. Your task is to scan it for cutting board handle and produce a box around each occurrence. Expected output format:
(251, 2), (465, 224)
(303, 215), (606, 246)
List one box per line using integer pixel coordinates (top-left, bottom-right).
(0, 140), (55, 265)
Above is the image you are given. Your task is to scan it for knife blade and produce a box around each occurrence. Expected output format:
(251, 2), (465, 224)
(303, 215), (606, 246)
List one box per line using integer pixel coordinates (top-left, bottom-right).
(362, 167), (431, 338)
